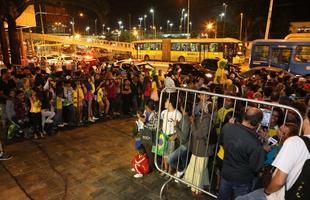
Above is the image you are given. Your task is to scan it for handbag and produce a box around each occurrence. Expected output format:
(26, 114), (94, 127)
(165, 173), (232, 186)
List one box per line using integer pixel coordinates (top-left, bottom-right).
(140, 128), (155, 145)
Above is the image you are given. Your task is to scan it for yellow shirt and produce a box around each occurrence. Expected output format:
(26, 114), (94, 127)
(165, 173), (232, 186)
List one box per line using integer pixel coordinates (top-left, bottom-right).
(73, 88), (84, 107)
(56, 97), (62, 110)
(151, 82), (157, 92)
(30, 98), (41, 113)
(214, 68), (226, 84)
(97, 88), (104, 102)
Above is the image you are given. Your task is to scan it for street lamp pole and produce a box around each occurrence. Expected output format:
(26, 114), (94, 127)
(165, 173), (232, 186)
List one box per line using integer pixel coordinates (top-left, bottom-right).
(186, 0), (190, 38)
(239, 13), (243, 40)
(166, 20), (170, 33)
(265, 0), (274, 39)
(222, 3), (228, 37)
(150, 9), (155, 38)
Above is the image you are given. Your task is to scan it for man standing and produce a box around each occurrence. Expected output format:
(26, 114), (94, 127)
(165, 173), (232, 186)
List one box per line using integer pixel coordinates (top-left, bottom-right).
(264, 111), (310, 199)
(218, 107), (265, 200)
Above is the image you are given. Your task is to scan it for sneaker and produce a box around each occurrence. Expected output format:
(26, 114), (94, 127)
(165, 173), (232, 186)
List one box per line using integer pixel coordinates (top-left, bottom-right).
(46, 119), (54, 124)
(42, 130), (47, 135)
(34, 134), (39, 139)
(63, 122), (68, 126)
(0, 153), (13, 161)
(88, 118), (95, 122)
(92, 117), (99, 120)
(58, 124), (65, 127)
(131, 168), (135, 172)
(133, 173), (143, 178)
(175, 171), (185, 178)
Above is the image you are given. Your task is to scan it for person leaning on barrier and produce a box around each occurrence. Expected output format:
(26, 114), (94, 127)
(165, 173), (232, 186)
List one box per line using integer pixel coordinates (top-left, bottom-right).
(218, 107), (266, 200)
(168, 101), (191, 179)
(183, 101), (215, 196)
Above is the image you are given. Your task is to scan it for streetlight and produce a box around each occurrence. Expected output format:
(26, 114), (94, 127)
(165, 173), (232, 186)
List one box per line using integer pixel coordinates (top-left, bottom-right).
(222, 3), (228, 37)
(143, 15), (147, 32)
(118, 20), (122, 30)
(138, 17), (143, 30)
(166, 20), (170, 32)
(149, 8), (155, 38)
(180, 8), (185, 32)
(85, 26), (90, 35)
(184, 13), (188, 33)
(240, 13), (243, 40)
(79, 12), (84, 17)
(102, 24), (105, 34)
(107, 27), (110, 33)
(169, 23), (173, 32)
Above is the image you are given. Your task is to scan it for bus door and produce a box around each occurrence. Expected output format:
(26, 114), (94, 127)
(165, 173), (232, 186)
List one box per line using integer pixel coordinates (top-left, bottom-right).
(223, 43), (234, 63)
(199, 43), (208, 62)
(271, 48), (292, 71)
(162, 39), (171, 61)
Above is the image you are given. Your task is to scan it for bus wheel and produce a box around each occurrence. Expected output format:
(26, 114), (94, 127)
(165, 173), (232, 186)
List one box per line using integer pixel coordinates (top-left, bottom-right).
(144, 55), (150, 61)
(178, 56), (185, 62)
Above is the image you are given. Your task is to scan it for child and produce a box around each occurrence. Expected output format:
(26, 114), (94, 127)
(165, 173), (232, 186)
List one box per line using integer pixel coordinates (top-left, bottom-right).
(131, 145), (149, 178)
(97, 81), (110, 117)
(54, 90), (64, 127)
(29, 88), (44, 139)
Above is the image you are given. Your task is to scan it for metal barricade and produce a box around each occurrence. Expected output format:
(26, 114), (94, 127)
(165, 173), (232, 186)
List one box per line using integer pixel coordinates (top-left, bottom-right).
(154, 87), (304, 199)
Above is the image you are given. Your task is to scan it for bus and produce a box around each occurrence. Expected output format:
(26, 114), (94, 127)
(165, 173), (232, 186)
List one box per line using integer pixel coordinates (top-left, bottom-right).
(249, 34), (310, 76)
(132, 38), (245, 64)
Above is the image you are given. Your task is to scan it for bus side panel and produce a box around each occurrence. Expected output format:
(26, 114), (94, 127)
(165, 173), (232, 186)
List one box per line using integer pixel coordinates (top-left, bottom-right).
(162, 39), (171, 61)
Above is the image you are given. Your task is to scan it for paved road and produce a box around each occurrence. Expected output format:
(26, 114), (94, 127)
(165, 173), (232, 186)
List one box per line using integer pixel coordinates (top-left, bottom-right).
(0, 118), (215, 200)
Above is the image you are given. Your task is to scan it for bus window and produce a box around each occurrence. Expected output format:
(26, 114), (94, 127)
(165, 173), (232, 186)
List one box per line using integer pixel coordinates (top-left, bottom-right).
(295, 46), (310, 63)
(209, 43), (223, 52)
(253, 45), (270, 62)
(190, 43), (199, 52)
(143, 43), (150, 50)
(171, 43), (181, 51)
(271, 48), (292, 66)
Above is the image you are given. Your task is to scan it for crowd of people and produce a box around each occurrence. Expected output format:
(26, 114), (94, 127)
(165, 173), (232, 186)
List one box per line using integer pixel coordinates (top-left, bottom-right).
(0, 58), (310, 199)
(131, 59), (310, 200)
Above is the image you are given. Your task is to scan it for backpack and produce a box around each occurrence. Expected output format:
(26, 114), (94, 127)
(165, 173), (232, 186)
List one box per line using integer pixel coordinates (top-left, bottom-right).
(285, 136), (310, 199)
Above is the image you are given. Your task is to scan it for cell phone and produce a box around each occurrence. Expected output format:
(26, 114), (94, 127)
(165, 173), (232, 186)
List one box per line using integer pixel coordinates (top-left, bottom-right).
(260, 109), (272, 128)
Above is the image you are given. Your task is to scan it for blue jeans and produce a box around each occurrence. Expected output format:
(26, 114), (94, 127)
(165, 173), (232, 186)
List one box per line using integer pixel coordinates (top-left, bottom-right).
(218, 177), (253, 200)
(235, 188), (267, 200)
(168, 145), (188, 172)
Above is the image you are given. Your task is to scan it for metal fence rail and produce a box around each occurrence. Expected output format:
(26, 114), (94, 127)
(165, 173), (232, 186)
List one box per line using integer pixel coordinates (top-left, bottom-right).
(154, 87), (304, 199)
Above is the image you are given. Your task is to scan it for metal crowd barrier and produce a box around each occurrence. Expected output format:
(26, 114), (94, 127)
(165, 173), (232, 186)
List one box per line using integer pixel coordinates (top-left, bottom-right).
(154, 87), (304, 199)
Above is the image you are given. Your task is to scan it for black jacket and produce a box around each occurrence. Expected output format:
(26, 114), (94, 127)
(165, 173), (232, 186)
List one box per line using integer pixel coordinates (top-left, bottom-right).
(221, 123), (265, 184)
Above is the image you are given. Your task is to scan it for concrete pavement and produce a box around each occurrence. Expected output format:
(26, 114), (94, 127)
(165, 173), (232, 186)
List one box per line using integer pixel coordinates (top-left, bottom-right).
(0, 118), (215, 200)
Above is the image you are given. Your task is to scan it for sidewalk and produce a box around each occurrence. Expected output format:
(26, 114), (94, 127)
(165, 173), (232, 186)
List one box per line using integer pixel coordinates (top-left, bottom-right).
(0, 118), (214, 200)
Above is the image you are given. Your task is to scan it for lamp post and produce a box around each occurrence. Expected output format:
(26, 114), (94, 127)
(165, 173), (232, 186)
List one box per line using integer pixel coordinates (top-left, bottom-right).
(138, 17), (143, 30)
(107, 27), (110, 33)
(150, 8), (155, 38)
(118, 20), (122, 30)
(186, 0), (190, 38)
(85, 26), (90, 35)
(180, 8), (185, 32)
(239, 13), (243, 40)
(265, 0), (274, 39)
(183, 13), (188, 33)
(169, 23), (173, 32)
(143, 15), (147, 32)
(222, 3), (228, 37)
(166, 20), (170, 33)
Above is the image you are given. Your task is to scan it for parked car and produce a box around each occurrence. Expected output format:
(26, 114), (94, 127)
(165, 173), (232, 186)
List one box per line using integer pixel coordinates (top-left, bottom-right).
(170, 62), (214, 82)
(58, 55), (74, 67)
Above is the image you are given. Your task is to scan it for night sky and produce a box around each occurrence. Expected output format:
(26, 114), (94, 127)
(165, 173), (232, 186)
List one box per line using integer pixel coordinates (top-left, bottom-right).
(103, 0), (310, 39)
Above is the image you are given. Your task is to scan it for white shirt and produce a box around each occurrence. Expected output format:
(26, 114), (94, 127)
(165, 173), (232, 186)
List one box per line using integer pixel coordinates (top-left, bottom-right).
(161, 109), (182, 136)
(272, 135), (310, 190)
(164, 77), (176, 93)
